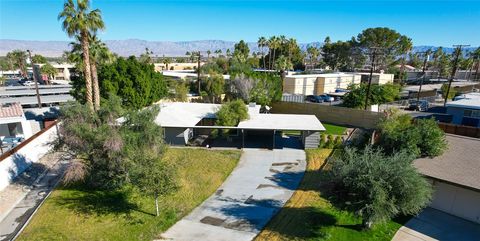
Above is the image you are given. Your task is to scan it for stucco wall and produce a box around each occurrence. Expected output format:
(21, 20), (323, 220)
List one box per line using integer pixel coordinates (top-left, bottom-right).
(0, 124), (58, 191)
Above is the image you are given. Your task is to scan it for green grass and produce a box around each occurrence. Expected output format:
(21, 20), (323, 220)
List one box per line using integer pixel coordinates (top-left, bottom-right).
(283, 124), (346, 137)
(323, 123), (347, 135)
(255, 149), (407, 241)
(17, 148), (241, 241)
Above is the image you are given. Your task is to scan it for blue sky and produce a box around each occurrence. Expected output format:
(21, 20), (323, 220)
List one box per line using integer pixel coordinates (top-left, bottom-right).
(1, 0), (479, 46)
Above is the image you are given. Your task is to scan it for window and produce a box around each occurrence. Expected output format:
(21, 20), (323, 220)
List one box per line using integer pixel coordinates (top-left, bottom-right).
(464, 109), (480, 118)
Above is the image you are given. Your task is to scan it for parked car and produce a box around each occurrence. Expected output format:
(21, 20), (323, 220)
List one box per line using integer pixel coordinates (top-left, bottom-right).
(408, 100), (429, 111)
(21, 80), (35, 86)
(305, 95), (324, 103)
(318, 94), (335, 102)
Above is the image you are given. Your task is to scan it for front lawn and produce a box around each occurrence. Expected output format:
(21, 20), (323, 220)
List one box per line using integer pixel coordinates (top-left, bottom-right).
(255, 148), (407, 241)
(323, 123), (347, 135)
(17, 148), (241, 241)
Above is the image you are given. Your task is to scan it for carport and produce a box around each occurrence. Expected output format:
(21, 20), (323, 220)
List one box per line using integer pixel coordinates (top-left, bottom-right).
(155, 102), (326, 149)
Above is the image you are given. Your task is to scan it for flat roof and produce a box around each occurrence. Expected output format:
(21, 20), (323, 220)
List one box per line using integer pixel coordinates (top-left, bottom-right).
(414, 134), (480, 191)
(0, 94), (73, 105)
(155, 102), (325, 131)
(287, 73), (357, 78)
(446, 98), (480, 110)
(0, 88), (71, 97)
(238, 113), (325, 131)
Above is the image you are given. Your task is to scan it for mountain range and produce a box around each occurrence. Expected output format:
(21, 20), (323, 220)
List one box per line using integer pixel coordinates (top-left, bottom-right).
(0, 39), (477, 57)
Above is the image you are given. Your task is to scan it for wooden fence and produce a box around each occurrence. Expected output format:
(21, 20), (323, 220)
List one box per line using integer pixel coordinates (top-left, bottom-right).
(437, 122), (480, 138)
(271, 102), (384, 129)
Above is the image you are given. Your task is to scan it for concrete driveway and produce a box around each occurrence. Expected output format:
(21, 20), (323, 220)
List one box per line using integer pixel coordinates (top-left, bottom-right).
(392, 207), (480, 241)
(158, 148), (306, 241)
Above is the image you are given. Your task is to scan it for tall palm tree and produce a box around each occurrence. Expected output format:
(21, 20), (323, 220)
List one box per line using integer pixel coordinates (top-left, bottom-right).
(58, 0), (105, 110)
(6, 50), (27, 77)
(163, 57), (171, 70)
(275, 55), (293, 91)
(206, 50), (211, 59)
(257, 36), (267, 69)
(287, 38), (297, 67)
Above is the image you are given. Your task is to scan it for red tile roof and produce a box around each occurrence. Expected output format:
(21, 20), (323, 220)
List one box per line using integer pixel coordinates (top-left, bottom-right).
(0, 103), (24, 118)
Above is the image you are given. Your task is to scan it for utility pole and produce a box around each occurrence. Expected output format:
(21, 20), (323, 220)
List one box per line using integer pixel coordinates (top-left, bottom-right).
(27, 50), (42, 108)
(417, 50), (431, 102)
(197, 51), (201, 94)
(364, 47), (383, 110)
(444, 45), (470, 106)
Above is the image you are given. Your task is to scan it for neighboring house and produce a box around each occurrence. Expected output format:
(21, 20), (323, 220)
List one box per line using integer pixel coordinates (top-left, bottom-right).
(414, 134), (480, 224)
(33, 62), (76, 82)
(445, 98), (480, 127)
(154, 102), (325, 149)
(0, 103), (33, 151)
(283, 73), (361, 95)
(154, 62), (204, 72)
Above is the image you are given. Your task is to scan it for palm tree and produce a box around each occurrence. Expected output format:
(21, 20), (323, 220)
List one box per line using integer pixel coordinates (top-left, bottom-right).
(214, 49), (222, 58)
(6, 50), (27, 77)
(269, 36), (281, 70)
(163, 57), (171, 70)
(69, 34), (113, 110)
(307, 46), (319, 70)
(58, 0), (105, 110)
(206, 50), (211, 59)
(257, 36), (267, 69)
(226, 49), (231, 59)
(287, 38), (297, 67)
(275, 55), (293, 91)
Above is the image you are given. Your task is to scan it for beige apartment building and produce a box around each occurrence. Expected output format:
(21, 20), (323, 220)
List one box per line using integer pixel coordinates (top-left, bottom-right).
(283, 72), (394, 95)
(154, 62), (204, 72)
(33, 63), (75, 82)
(283, 73), (362, 95)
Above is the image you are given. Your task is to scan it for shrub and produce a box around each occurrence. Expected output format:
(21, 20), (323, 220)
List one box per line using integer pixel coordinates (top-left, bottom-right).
(326, 134), (335, 149)
(342, 83), (400, 109)
(331, 146), (432, 228)
(319, 133), (327, 148)
(215, 99), (249, 127)
(377, 109), (446, 158)
(334, 136), (343, 148)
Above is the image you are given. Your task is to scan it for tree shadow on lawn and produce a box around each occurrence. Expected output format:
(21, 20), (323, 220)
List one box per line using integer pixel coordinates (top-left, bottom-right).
(260, 206), (338, 240)
(53, 184), (156, 218)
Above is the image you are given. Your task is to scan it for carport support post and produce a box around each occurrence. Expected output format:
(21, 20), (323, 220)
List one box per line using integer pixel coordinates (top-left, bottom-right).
(272, 130), (276, 149)
(241, 129), (244, 149)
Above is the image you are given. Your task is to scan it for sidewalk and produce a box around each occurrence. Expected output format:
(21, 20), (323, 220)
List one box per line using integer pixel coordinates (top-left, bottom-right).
(0, 152), (69, 241)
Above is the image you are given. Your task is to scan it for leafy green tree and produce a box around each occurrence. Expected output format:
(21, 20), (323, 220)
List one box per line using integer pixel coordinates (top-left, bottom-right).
(331, 146), (432, 228)
(32, 54), (48, 64)
(215, 99), (249, 127)
(415, 118), (447, 157)
(59, 0), (105, 110)
(306, 46), (320, 70)
(40, 63), (57, 83)
(121, 105), (177, 216)
(204, 70), (225, 103)
(233, 40), (250, 62)
(174, 82), (189, 102)
(99, 56), (168, 109)
(377, 109), (446, 157)
(342, 83), (400, 109)
(355, 27), (411, 70)
(441, 83), (456, 100)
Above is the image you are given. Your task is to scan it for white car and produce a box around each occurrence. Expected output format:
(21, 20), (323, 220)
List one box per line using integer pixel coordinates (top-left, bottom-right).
(22, 81), (35, 86)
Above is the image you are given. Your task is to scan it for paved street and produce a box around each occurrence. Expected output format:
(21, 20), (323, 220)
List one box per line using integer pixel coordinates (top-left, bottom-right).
(0, 153), (69, 241)
(392, 207), (480, 241)
(158, 148), (306, 241)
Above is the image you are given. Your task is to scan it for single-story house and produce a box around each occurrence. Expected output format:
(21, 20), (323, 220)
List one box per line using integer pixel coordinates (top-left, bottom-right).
(414, 134), (480, 224)
(445, 98), (480, 127)
(154, 102), (325, 149)
(0, 103), (33, 152)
